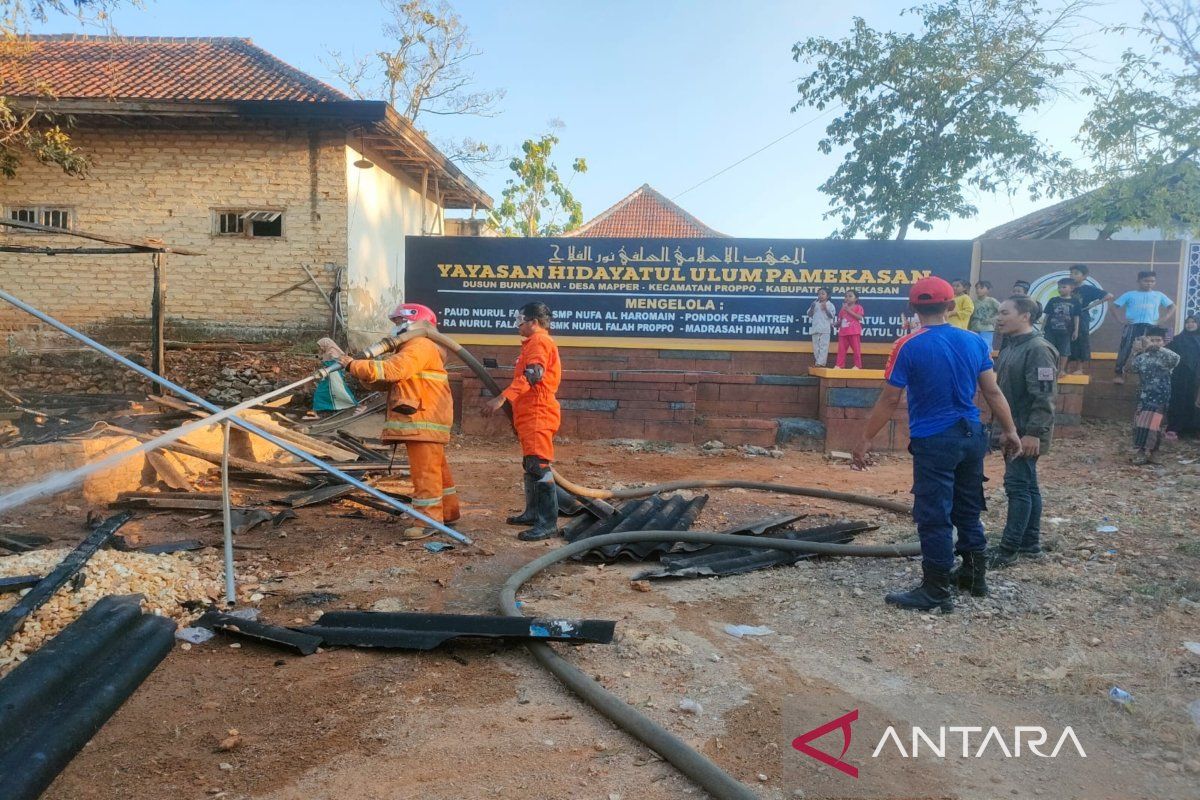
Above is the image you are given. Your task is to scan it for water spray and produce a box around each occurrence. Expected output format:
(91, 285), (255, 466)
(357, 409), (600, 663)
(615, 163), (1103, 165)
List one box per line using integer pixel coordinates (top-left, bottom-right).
(0, 289), (471, 545)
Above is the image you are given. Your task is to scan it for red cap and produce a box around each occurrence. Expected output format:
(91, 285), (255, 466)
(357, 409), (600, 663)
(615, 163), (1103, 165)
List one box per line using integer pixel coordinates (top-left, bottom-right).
(909, 276), (954, 304)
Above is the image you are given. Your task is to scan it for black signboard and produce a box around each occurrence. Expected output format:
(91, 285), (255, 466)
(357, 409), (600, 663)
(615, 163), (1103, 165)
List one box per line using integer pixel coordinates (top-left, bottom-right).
(405, 237), (973, 347)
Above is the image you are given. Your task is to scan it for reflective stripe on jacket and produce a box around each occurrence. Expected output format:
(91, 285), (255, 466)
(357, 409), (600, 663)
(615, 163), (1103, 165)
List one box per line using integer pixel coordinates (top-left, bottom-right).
(347, 337), (453, 444)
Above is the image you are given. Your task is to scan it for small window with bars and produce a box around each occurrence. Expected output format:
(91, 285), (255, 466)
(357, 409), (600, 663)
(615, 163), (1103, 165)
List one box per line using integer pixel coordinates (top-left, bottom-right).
(7, 206), (72, 231)
(216, 212), (244, 235)
(213, 209), (283, 238)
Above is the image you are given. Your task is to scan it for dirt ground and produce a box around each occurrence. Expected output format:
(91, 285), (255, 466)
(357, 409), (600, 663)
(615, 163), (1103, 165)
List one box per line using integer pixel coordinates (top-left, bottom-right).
(6, 421), (1200, 800)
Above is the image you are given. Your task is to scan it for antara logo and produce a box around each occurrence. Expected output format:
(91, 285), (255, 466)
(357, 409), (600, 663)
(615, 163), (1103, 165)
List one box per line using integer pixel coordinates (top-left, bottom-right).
(792, 710), (1086, 778)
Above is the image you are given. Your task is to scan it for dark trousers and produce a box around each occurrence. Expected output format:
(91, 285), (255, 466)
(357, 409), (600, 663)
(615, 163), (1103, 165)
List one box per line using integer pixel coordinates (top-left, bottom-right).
(1116, 323), (1151, 374)
(998, 455), (1041, 552)
(909, 419), (988, 570)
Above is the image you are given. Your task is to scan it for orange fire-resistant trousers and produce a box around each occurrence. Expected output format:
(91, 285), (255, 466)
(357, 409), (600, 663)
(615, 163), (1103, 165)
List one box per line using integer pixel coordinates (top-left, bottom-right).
(406, 441), (459, 525)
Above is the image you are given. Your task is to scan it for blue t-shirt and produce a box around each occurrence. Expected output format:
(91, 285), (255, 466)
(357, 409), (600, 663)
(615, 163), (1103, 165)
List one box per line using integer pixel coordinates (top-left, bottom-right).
(885, 324), (994, 438)
(1114, 290), (1173, 324)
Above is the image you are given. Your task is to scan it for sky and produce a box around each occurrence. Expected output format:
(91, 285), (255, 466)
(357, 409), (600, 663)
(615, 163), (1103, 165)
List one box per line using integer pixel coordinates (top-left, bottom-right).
(30, 0), (1150, 239)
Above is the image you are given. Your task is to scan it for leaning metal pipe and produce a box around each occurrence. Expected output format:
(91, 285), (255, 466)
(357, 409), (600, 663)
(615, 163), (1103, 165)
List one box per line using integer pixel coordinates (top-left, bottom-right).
(0, 377), (307, 513)
(501, 531), (920, 800)
(0, 289), (471, 545)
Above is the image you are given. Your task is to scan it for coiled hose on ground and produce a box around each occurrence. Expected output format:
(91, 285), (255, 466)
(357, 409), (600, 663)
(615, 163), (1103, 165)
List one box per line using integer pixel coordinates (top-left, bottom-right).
(418, 327), (920, 798)
(501, 532), (919, 800)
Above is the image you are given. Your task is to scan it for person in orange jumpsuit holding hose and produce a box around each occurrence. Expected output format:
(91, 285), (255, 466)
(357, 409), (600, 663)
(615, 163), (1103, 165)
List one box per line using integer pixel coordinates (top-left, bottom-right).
(482, 301), (561, 541)
(340, 303), (459, 539)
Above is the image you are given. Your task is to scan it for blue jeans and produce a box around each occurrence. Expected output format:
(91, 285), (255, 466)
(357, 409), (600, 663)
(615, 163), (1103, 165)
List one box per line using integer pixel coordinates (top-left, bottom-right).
(909, 419), (989, 570)
(977, 330), (995, 350)
(999, 455), (1041, 552)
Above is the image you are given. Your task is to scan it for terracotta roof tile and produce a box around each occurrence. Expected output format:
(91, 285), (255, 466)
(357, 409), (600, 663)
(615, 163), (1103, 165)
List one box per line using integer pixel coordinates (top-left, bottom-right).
(0, 35), (347, 102)
(566, 184), (726, 238)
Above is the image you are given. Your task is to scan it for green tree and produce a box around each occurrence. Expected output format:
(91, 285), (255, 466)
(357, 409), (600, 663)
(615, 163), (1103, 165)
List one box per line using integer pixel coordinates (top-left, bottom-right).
(1073, 0), (1200, 238)
(324, 0), (505, 172)
(489, 131), (587, 237)
(1, 0), (128, 177)
(792, 0), (1087, 239)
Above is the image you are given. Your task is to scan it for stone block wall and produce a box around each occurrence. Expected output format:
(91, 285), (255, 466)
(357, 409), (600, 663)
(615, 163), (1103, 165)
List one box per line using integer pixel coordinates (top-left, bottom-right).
(455, 367), (824, 448)
(817, 375), (910, 453)
(0, 120), (349, 345)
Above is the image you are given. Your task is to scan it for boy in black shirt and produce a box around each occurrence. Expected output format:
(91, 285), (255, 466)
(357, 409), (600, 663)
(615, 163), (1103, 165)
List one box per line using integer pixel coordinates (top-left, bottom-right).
(1068, 264), (1113, 374)
(1042, 278), (1081, 375)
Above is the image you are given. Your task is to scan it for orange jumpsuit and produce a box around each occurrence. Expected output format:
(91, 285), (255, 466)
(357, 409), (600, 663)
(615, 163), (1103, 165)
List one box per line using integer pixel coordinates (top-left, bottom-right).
(347, 337), (459, 525)
(501, 327), (561, 463)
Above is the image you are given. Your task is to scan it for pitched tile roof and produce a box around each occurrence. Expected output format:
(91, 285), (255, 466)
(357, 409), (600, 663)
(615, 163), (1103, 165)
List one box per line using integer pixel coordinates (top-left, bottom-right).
(0, 35), (348, 102)
(566, 184), (727, 237)
(980, 163), (1198, 239)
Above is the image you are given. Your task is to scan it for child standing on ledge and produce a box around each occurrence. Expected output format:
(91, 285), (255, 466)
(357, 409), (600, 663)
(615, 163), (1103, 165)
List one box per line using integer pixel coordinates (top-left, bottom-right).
(836, 289), (865, 369)
(807, 287), (837, 367)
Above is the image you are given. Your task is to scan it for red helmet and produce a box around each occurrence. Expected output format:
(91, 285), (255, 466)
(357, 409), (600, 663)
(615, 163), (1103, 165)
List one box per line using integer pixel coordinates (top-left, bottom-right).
(388, 302), (438, 326)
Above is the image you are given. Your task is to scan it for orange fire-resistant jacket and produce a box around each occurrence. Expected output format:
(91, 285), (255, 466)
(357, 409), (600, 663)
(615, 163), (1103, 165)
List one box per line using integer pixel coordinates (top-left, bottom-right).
(501, 327), (561, 451)
(346, 337), (452, 444)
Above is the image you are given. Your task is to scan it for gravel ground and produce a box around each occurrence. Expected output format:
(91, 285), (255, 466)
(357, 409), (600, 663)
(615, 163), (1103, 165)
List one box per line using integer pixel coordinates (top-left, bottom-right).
(0, 422), (1196, 799)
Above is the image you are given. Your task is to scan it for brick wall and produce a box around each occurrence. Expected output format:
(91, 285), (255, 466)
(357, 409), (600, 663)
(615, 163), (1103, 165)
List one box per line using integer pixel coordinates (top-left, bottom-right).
(454, 366), (824, 449)
(446, 343), (1092, 450)
(459, 369), (699, 444)
(0, 120), (348, 346)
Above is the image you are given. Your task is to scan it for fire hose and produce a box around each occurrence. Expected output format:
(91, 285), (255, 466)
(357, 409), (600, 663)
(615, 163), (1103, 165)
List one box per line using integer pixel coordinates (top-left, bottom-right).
(0, 300), (917, 798)
(400, 325), (920, 799)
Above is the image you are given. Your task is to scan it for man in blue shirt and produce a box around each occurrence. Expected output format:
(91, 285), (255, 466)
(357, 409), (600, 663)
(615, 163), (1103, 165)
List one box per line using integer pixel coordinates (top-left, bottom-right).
(853, 277), (1020, 612)
(1112, 271), (1176, 384)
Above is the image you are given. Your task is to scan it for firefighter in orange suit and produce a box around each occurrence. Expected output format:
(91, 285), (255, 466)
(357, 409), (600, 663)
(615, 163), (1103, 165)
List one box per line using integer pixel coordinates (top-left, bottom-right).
(340, 303), (459, 539)
(481, 301), (561, 541)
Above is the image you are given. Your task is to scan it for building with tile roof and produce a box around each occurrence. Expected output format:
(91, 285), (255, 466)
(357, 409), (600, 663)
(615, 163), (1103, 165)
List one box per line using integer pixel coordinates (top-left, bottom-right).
(0, 35), (492, 345)
(566, 184), (726, 238)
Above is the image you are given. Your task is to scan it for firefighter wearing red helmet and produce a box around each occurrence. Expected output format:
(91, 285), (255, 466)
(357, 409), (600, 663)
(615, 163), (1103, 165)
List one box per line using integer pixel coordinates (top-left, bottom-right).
(340, 302), (458, 538)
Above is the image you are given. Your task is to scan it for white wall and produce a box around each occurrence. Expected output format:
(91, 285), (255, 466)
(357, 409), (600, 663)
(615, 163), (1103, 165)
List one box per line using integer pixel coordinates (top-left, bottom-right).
(344, 142), (444, 347)
(1070, 224), (1174, 241)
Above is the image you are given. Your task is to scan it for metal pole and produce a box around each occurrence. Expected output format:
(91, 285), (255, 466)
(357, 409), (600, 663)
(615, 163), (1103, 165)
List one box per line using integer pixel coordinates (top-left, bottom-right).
(0, 288), (471, 545)
(0, 377), (309, 512)
(221, 421), (236, 605)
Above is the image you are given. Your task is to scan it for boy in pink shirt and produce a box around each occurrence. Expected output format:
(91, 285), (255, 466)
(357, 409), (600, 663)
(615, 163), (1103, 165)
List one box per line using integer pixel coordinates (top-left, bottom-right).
(836, 290), (865, 369)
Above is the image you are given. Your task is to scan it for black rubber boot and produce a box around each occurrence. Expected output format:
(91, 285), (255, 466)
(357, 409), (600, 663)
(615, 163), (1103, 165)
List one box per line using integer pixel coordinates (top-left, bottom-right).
(506, 474), (537, 526)
(952, 550), (988, 597)
(885, 562), (954, 612)
(986, 546), (1019, 569)
(518, 478), (559, 541)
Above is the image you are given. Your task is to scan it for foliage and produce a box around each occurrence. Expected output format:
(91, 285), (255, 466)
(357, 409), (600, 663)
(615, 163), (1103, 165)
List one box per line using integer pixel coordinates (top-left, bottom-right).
(1073, 0), (1200, 238)
(792, 0), (1088, 239)
(489, 131), (587, 237)
(0, 0), (127, 178)
(324, 0), (505, 172)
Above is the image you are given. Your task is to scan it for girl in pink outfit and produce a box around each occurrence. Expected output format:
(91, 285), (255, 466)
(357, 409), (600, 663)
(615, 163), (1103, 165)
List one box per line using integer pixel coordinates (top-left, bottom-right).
(835, 290), (865, 369)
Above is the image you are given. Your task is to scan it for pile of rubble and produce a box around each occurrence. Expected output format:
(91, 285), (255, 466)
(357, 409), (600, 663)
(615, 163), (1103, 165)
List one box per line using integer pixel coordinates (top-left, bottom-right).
(0, 548), (223, 674)
(205, 366), (287, 405)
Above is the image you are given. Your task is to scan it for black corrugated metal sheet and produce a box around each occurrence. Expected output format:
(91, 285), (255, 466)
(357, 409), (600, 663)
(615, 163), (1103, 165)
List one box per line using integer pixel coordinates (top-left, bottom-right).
(298, 611), (615, 650)
(0, 594), (176, 800)
(562, 493), (709, 561)
(632, 520), (877, 579)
